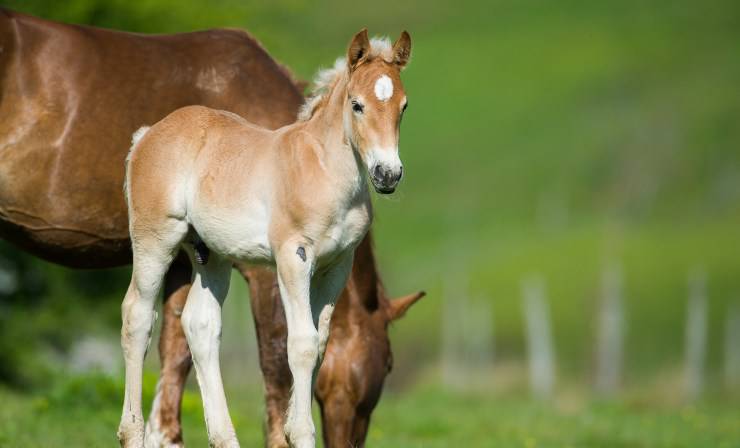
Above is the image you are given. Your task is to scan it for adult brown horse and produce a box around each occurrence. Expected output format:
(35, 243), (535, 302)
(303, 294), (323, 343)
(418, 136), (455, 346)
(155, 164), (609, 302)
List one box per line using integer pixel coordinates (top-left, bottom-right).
(0, 9), (423, 447)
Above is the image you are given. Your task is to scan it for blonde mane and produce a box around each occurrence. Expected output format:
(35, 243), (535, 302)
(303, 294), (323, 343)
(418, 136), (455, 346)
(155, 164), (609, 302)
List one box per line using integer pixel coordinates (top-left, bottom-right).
(298, 37), (394, 121)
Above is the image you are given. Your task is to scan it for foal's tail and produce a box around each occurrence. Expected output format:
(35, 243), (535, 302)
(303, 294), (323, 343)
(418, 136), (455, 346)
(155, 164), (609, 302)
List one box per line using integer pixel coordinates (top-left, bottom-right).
(123, 126), (151, 208)
(131, 126), (150, 147)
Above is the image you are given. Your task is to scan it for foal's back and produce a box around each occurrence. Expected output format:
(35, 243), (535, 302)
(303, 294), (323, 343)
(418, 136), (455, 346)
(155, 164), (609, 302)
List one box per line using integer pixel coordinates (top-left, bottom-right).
(127, 106), (282, 261)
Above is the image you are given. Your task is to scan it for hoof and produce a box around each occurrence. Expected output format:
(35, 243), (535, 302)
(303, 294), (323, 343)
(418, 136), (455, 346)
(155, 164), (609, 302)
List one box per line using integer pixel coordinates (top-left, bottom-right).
(118, 425), (145, 448)
(144, 419), (183, 448)
(266, 430), (289, 448)
(209, 435), (241, 448)
(284, 424), (315, 448)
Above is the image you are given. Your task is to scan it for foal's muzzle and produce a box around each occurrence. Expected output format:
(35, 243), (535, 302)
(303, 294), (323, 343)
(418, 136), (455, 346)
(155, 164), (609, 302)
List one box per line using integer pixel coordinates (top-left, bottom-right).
(370, 164), (403, 194)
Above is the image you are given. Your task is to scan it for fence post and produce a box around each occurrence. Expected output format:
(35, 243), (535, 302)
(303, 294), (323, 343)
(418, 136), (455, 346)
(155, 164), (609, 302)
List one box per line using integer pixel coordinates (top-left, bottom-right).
(441, 272), (495, 387)
(595, 263), (624, 396)
(441, 273), (466, 387)
(725, 301), (740, 391)
(685, 268), (708, 401)
(463, 296), (494, 371)
(522, 275), (555, 400)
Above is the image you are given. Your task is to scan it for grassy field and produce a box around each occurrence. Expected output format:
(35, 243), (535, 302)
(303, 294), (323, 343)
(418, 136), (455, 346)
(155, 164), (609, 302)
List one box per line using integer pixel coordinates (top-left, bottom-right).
(1, 0), (739, 445)
(1, 373), (739, 448)
(4, 0), (739, 377)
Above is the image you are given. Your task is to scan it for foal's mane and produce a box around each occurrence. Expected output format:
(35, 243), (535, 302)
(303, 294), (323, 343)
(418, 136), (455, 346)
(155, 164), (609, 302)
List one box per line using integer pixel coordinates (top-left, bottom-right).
(297, 37), (394, 121)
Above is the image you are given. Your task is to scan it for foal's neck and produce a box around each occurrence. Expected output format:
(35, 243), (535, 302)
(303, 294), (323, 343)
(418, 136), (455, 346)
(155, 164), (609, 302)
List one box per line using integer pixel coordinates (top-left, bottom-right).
(302, 74), (360, 179)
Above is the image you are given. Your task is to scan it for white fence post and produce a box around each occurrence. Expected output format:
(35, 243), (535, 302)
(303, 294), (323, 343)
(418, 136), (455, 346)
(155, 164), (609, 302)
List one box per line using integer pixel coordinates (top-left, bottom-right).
(441, 272), (494, 387)
(725, 301), (740, 390)
(522, 275), (555, 400)
(441, 273), (466, 387)
(685, 268), (708, 401)
(595, 263), (624, 396)
(463, 296), (494, 371)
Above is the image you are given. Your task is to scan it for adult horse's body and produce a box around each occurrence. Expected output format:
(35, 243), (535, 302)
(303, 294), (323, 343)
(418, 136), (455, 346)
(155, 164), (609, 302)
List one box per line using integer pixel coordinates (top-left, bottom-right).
(0, 9), (422, 447)
(0, 9), (298, 266)
(121, 31), (412, 447)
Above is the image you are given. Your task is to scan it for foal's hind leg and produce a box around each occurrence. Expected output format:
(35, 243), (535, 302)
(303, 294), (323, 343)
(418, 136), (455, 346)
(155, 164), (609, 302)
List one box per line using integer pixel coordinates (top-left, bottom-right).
(145, 257), (193, 448)
(181, 252), (238, 448)
(119, 219), (187, 447)
(238, 264), (291, 448)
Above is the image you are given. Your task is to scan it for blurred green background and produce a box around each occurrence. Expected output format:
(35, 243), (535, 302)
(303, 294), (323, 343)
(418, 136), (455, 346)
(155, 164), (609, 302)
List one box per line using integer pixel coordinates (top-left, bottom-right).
(1, 0), (739, 446)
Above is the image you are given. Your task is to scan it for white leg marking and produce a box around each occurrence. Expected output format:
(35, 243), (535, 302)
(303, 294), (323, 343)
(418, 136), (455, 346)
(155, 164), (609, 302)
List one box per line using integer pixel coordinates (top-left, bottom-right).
(312, 252), (353, 364)
(277, 246), (354, 448)
(119, 226), (184, 447)
(180, 254), (239, 448)
(276, 244), (318, 448)
(316, 303), (334, 363)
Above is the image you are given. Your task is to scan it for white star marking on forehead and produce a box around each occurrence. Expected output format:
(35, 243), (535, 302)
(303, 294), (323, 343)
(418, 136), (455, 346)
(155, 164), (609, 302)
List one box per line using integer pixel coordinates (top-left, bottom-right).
(374, 75), (394, 102)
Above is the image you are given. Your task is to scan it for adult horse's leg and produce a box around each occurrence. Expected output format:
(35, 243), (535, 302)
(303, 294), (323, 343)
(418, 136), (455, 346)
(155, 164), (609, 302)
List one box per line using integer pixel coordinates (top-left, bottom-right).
(237, 264), (291, 448)
(180, 253), (238, 447)
(146, 256), (193, 448)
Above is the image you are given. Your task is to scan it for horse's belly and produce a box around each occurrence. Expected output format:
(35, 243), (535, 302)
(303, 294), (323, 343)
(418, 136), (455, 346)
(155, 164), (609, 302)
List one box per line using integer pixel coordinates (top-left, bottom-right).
(0, 136), (131, 267)
(190, 202), (273, 264)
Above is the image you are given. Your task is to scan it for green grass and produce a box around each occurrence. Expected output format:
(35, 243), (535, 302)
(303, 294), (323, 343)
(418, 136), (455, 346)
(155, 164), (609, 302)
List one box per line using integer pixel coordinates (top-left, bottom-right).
(1, 374), (739, 447)
(371, 386), (740, 448)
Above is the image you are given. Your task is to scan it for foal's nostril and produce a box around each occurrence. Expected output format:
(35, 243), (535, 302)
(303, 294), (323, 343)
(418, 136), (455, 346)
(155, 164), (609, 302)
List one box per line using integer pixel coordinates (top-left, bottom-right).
(394, 166), (404, 183)
(386, 168), (402, 186)
(372, 164), (384, 181)
(384, 169), (394, 184)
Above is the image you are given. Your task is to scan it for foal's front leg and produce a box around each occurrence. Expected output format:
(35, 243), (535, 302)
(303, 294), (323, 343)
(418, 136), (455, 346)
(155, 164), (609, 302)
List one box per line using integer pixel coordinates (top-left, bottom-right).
(311, 254), (353, 367)
(180, 254), (238, 448)
(276, 245), (352, 448)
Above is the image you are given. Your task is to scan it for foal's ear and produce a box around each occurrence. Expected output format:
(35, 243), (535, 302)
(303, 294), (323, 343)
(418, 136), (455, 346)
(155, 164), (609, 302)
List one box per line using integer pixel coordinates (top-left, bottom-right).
(392, 31), (412, 69)
(347, 28), (371, 72)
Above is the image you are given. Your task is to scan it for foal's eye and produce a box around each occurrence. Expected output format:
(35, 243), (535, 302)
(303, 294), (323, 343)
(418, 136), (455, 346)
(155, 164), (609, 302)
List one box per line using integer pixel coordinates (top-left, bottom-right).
(352, 100), (364, 114)
(402, 102), (408, 113)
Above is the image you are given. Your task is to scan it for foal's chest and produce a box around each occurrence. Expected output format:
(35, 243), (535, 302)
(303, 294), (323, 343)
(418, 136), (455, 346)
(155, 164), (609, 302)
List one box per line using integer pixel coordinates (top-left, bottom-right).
(316, 200), (372, 261)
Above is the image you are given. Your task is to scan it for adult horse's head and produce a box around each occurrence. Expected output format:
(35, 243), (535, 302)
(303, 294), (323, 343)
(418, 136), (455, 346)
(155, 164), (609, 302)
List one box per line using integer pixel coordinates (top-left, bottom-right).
(315, 236), (425, 447)
(345, 29), (411, 194)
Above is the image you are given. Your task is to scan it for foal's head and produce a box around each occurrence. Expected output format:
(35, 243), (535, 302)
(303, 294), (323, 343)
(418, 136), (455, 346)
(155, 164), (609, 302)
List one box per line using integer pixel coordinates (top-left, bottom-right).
(345, 29), (412, 194)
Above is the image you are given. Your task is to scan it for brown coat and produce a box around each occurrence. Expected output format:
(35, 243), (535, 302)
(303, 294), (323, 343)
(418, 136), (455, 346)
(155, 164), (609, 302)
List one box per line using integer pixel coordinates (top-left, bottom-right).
(0, 8), (300, 267)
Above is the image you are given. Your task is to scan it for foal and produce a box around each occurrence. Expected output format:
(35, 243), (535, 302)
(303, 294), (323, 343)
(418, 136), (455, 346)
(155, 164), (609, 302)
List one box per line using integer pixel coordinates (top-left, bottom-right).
(119, 29), (412, 448)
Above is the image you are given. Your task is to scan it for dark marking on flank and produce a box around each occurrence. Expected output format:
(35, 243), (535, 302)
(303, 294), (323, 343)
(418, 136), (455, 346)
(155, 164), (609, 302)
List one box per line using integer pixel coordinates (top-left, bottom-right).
(296, 246), (307, 262)
(194, 241), (210, 265)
